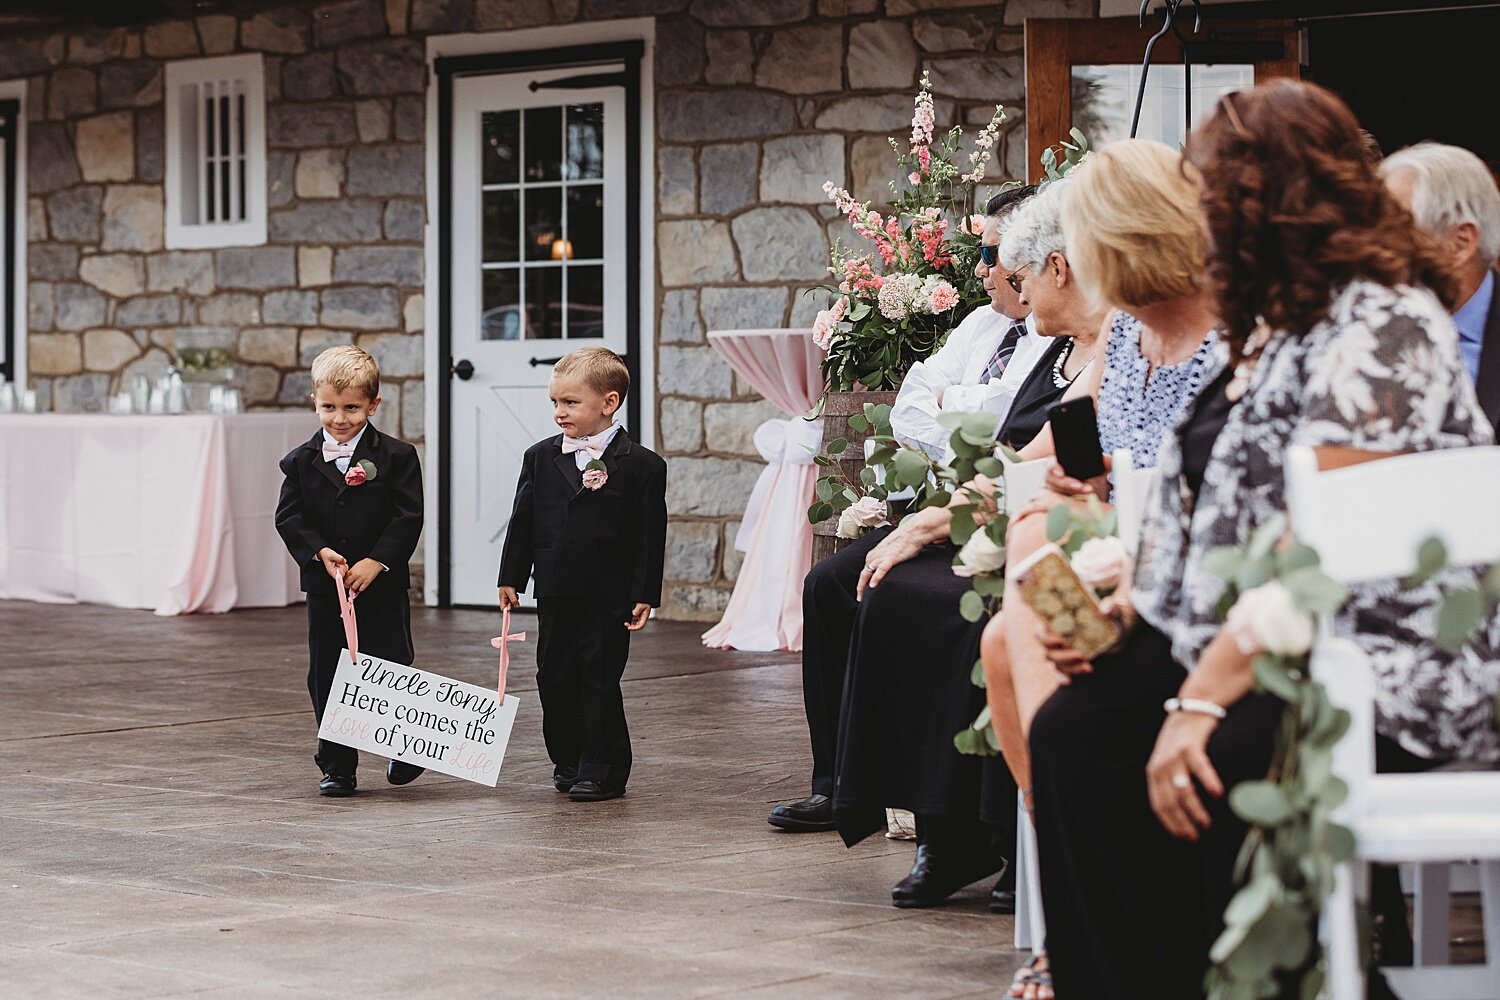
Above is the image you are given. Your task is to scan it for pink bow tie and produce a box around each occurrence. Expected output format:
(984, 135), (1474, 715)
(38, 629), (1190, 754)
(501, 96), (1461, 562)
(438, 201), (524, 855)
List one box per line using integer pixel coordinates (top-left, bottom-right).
(561, 436), (605, 460)
(322, 440), (356, 463)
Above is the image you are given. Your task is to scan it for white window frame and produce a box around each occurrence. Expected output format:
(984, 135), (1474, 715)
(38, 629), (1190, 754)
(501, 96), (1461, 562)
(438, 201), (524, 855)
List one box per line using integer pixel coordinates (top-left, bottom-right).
(164, 53), (267, 249)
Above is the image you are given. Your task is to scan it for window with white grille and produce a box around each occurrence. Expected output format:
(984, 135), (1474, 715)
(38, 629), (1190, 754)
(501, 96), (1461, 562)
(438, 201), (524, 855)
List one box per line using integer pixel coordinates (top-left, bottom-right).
(164, 54), (267, 249)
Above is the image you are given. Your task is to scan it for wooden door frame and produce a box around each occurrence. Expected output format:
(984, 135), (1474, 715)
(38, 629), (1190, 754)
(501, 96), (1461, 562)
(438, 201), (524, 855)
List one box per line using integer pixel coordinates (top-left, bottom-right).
(1024, 16), (1301, 182)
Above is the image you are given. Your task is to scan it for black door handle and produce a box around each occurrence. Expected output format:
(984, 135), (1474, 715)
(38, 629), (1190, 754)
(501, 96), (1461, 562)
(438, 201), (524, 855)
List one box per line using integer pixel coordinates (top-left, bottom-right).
(451, 359), (475, 380)
(528, 356), (563, 367)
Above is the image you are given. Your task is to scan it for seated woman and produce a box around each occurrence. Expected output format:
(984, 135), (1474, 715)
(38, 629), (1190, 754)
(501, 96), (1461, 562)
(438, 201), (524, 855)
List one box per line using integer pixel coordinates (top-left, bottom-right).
(978, 139), (1222, 1000)
(1029, 80), (1497, 1000)
(832, 179), (1107, 909)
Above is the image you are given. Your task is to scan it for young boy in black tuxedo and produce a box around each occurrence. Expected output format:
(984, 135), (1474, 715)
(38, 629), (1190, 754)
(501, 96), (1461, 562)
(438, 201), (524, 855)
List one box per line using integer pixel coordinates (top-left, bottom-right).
(275, 346), (425, 797)
(498, 348), (667, 802)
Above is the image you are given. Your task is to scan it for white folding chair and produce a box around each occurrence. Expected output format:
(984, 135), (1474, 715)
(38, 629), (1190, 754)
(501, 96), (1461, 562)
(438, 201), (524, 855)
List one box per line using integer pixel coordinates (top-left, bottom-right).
(1286, 445), (1500, 1000)
(1111, 447), (1159, 554)
(999, 452), (1051, 517)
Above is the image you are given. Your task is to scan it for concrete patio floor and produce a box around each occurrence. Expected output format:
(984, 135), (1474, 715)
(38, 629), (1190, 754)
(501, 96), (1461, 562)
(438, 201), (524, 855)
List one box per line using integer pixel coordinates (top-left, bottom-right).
(0, 600), (1022, 998)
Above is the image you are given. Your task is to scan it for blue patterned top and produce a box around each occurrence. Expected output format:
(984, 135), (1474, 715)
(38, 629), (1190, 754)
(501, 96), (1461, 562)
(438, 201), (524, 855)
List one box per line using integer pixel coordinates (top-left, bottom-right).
(1097, 311), (1218, 469)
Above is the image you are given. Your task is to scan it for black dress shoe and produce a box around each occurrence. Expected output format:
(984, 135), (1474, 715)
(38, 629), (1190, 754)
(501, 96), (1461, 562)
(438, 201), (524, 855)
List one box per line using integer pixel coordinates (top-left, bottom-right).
(767, 794), (835, 832)
(387, 760), (425, 785)
(568, 779), (624, 802)
(553, 770), (578, 793)
(891, 844), (1003, 908)
(319, 773), (356, 797)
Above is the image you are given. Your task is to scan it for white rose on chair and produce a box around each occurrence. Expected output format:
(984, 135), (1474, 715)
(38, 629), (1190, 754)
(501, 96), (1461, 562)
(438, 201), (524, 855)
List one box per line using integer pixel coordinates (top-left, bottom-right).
(1071, 536), (1130, 592)
(1225, 580), (1316, 657)
(836, 496), (889, 539)
(952, 529), (1006, 577)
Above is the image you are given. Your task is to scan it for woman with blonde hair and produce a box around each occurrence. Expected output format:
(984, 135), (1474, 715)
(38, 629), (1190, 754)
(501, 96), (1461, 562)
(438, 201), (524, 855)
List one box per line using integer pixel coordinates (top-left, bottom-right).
(981, 139), (1223, 1000)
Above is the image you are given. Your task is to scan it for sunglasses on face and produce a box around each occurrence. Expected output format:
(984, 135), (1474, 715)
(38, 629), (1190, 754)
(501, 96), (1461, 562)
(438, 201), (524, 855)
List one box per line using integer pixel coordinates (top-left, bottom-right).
(978, 244), (999, 268)
(1005, 265), (1030, 295)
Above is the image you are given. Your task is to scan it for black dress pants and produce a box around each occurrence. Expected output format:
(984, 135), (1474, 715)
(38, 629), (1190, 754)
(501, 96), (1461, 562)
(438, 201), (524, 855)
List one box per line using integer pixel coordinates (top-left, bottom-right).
(535, 597), (633, 791)
(800, 527), (890, 798)
(1030, 623), (1285, 1000)
(306, 586), (414, 777)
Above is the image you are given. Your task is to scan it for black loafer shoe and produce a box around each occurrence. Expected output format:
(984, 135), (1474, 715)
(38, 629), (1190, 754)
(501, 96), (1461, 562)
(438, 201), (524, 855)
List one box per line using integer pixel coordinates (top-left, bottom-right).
(767, 794), (835, 832)
(387, 760), (425, 786)
(568, 779), (624, 802)
(553, 770), (579, 793)
(990, 888), (1017, 914)
(891, 844), (1003, 908)
(319, 773), (356, 797)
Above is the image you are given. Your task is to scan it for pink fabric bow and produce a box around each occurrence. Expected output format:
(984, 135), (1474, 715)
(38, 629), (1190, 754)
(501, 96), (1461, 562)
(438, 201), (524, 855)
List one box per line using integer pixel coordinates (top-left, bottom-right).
(560, 435), (606, 460)
(322, 440), (356, 463)
(490, 608), (527, 705)
(335, 573), (359, 665)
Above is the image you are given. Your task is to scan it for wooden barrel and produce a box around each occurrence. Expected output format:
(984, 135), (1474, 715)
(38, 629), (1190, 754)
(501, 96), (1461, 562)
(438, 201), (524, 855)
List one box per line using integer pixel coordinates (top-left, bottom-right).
(810, 390), (900, 565)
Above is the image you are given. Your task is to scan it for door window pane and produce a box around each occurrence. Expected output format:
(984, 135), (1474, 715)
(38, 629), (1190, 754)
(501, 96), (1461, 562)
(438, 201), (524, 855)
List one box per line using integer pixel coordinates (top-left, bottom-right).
(526, 267), (564, 339)
(524, 106), (562, 182)
(482, 190), (519, 263)
(525, 187), (563, 261)
(481, 269), (521, 341)
(568, 265), (604, 340)
(566, 103), (604, 180)
(1070, 64), (1255, 149)
(482, 110), (519, 185)
(566, 185), (604, 261)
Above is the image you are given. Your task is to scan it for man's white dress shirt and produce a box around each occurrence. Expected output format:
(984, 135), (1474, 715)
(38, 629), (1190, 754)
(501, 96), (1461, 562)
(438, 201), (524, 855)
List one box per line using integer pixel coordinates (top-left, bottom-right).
(890, 306), (1047, 458)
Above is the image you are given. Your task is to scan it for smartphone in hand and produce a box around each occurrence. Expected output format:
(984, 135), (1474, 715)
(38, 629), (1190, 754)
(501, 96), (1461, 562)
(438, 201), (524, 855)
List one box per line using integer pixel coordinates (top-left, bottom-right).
(1047, 398), (1107, 481)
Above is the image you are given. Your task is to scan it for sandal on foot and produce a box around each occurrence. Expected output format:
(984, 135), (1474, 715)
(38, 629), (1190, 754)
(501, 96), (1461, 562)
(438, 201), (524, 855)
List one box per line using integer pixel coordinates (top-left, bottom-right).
(1007, 953), (1052, 1000)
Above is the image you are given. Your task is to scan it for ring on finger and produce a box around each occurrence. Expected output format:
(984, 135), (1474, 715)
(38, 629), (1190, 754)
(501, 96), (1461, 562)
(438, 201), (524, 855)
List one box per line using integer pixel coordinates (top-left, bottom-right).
(1171, 773), (1191, 790)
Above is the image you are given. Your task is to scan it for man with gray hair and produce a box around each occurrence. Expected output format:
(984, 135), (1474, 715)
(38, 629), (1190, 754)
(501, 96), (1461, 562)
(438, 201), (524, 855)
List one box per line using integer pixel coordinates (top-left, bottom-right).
(1380, 142), (1500, 427)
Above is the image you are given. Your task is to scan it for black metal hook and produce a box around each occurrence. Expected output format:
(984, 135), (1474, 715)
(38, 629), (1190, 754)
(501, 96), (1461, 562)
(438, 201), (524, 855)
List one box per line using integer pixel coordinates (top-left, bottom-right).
(1129, 0), (1203, 140)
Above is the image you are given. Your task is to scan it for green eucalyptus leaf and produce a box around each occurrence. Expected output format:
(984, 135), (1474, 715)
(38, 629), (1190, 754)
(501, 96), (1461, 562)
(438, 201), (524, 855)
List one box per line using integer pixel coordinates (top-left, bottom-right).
(1230, 781), (1294, 827)
(816, 478), (834, 501)
(848, 413), (870, 433)
(1222, 873), (1279, 928)
(1282, 567), (1348, 615)
(974, 456), (1003, 478)
(1276, 542), (1321, 575)
(830, 492), (853, 512)
(826, 437), (848, 456)
(860, 466), (877, 488)
(892, 449), (932, 486)
(814, 454), (833, 467)
(959, 589), (986, 622)
(1046, 503), (1072, 543)
(971, 657), (986, 687)
(974, 573), (1006, 598)
(1253, 656), (1302, 702)
(1436, 587), (1485, 650)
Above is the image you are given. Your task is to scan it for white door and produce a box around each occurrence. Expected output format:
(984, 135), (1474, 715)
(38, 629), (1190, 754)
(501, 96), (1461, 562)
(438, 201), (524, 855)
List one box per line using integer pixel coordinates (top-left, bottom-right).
(449, 68), (628, 607)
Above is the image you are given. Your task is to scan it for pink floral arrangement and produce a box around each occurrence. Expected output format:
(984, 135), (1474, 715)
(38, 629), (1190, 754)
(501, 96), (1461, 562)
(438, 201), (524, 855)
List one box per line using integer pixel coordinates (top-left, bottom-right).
(813, 71), (1006, 395)
(581, 467), (607, 491)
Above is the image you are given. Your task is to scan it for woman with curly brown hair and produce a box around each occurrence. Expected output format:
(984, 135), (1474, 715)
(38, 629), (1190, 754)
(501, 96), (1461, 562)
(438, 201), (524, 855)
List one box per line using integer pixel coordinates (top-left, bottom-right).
(1028, 79), (1497, 999)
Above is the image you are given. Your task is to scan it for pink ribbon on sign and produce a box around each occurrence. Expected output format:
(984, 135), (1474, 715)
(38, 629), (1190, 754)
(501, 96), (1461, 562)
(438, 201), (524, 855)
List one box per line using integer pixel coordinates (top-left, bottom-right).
(490, 608), (527, 705)
(334, 574), (359, 665)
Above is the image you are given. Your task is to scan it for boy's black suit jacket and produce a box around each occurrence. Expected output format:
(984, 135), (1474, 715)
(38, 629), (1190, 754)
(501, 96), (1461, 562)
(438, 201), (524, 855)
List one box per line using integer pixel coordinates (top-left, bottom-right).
(498, 429), (668, 607)
(275, 423), (424, 598)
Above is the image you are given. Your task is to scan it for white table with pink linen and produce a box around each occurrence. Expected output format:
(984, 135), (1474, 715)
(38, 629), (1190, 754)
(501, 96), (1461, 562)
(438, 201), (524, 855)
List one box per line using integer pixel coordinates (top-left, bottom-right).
(702, 328), (823, 652)
(0, 412), (314, 615)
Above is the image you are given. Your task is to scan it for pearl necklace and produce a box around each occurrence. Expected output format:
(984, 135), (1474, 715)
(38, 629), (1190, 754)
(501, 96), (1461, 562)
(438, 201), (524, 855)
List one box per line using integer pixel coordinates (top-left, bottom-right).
(1052, 340), (1086, 388)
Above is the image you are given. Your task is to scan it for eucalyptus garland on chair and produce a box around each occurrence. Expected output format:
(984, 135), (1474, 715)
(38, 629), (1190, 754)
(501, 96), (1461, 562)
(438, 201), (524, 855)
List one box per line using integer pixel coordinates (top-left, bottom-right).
(1201, 514), (1354, 1000)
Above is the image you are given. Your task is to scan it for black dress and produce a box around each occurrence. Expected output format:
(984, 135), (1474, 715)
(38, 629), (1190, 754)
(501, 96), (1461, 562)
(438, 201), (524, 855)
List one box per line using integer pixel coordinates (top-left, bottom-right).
(828, 340), (1079, 850)
(998, 336), (1075, 449)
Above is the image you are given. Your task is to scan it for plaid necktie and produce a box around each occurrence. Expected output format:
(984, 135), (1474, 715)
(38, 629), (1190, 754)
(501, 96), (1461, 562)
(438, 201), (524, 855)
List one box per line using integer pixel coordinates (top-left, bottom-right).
(979, 322), (1027, 384)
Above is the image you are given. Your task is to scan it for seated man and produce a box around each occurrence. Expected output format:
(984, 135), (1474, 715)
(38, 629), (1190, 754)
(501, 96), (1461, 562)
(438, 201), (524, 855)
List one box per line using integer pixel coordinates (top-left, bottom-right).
(768, 185), (1042, 845)
(1380, 141), (1500, 430)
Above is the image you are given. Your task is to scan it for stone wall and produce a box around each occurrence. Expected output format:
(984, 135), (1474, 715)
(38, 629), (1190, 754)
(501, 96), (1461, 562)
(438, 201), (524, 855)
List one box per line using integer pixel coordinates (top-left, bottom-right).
(3, 0), (1082, 618)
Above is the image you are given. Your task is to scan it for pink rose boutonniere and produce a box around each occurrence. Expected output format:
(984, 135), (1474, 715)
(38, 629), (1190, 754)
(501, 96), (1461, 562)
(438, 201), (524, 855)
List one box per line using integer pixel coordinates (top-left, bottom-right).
(345, 459), (377, 487)
(581, 464), (608, 491)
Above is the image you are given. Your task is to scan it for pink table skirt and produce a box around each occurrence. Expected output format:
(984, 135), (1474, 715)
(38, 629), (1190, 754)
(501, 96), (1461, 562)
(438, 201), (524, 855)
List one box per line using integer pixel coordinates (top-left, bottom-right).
(0, 413), (313, 615)
(703, 328), (825, 653)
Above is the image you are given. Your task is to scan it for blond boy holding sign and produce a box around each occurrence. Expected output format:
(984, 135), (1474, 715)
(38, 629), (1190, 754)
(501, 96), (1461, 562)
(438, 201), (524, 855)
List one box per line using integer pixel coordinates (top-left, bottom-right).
(275, 347), (425, 797)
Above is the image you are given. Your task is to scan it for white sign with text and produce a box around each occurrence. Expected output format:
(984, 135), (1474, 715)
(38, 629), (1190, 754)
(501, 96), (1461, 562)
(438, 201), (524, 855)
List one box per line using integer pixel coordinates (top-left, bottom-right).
(318, 650), (519, 787)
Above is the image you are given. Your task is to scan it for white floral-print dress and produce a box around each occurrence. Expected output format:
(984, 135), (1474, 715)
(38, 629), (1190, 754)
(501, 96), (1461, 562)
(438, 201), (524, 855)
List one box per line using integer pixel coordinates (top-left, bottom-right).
(1132, 279), (1500, 762)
